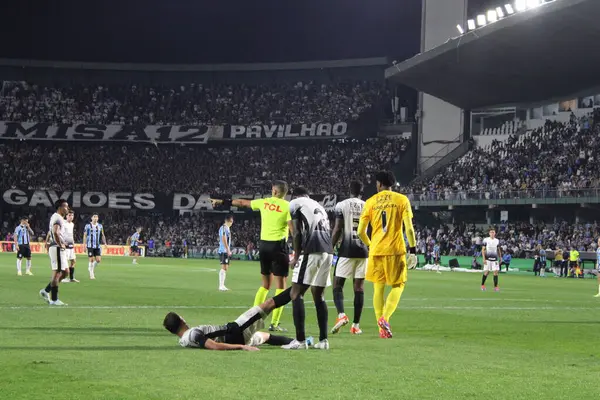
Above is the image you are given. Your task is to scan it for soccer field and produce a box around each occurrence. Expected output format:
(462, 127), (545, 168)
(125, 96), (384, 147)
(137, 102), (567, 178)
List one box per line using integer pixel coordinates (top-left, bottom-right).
(1, 254), (598, 400)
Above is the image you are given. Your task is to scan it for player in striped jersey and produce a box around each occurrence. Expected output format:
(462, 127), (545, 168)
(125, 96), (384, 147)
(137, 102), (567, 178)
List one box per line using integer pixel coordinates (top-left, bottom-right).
(218, 215), (233, 292)
(61, 210), (79, 282)
(330, 181), (368, 335)
(128, 227), (143, 265)
(83, 214), (107, 280)
(39, 199), (70, 306)
(14, 217), (35, 276)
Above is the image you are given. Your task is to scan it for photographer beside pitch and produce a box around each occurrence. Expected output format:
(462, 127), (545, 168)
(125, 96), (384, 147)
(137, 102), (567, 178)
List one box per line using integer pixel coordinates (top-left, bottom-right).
(211, 180), (294, 332)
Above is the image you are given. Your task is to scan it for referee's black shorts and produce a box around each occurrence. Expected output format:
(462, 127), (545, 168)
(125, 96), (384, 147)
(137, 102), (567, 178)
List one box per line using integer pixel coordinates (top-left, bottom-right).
(259, 239), (289, 277)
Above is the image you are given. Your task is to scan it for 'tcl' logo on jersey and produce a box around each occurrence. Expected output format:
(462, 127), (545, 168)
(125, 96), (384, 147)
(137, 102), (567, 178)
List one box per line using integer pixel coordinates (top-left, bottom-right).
(263, 203), (283, 212)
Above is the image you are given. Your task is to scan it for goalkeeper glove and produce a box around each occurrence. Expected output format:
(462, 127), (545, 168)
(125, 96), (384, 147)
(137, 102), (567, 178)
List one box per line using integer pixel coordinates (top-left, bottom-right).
(407, 247), (418, 270)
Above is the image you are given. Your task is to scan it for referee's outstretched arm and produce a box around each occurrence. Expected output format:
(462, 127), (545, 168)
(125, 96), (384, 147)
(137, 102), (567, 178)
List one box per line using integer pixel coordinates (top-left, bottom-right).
(210, 198), (252, 208)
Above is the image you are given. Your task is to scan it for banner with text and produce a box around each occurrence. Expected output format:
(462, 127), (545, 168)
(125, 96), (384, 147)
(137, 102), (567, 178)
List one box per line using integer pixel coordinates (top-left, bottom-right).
(0, 121), (365, 143)
(1, 189), (345, 212)
(0, 242), (145, 257)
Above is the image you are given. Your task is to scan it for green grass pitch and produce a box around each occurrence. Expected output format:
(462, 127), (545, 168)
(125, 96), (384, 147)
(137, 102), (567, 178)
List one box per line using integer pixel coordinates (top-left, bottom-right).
(0, 253), (599, 399)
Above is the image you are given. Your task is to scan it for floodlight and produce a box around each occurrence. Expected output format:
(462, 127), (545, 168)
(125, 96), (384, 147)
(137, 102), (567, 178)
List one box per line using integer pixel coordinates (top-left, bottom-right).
(456, 24), (464, 34)
(527, 0), (541, 8)
(496, 7), (505, 18)
(515, 0), (527, 11)
(467, 19), (476, 30)
(487, 10), (498, 22)
(476, 14), (487, 26)
(505, 4), (515, 14)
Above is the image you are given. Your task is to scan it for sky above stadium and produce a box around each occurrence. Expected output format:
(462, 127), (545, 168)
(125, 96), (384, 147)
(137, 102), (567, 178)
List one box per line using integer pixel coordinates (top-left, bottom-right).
(2, 0), (423, 64)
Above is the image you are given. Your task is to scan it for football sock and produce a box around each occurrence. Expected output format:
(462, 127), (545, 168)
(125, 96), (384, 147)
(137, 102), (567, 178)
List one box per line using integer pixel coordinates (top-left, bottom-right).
(270, 288), (286, 326)
(88, 261), (93, 271)
(44, 283), (52, 293)
(493, 275), (499, 287)
(314, 297), (329, 342)
(272, 287), (292, 308)
(333, 286), (345, 314)
(373, 283), (385, 322)
(93, 261), (98, 271)
(219, 269), (226, 287)
(70, 267), (75, 280)
(383, 284), (405, 321)
(26, 260), (31, 272)
(597, 284), (600, 294)
(16, 259), (22, 274)
(292, 296), (306, 342)
(266, 335), (293, 346)
(353, 290), (364, 324)
(253, 286), (269, 307)
(50, 286), (58, 302)
(481, 274), (488, 285)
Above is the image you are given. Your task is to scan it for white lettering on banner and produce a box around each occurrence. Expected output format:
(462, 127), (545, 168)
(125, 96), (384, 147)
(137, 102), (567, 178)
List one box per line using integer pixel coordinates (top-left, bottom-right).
(227, 122), (348, 139)
(0, 122), (222, 143)
(1, 190), (156, 210)
(172, 194), (213, 211)
(320, 194), (337, 212)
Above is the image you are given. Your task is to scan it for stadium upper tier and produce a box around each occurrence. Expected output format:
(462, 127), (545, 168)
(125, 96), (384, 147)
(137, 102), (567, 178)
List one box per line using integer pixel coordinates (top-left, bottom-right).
(0, 137), (409, 195)
(406, 111), (600, 205)
(0, 80), (383, 126)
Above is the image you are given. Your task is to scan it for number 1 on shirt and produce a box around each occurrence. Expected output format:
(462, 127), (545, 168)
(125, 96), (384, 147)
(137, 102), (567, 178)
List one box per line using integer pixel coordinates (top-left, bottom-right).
(381, 210), (388, 233)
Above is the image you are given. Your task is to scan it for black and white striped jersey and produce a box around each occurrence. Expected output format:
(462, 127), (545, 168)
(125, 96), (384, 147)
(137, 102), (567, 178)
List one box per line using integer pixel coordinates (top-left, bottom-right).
(289, 197), (333, 255)
(334, 198), (368, 259)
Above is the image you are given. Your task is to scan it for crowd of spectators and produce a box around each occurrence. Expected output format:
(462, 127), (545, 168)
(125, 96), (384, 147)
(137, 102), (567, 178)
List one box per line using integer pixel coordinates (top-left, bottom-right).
(406, 111), (600, 201)
(0, 137), (408, 195)
(417, 221), (600, 259)
(0, 80), (382, 126)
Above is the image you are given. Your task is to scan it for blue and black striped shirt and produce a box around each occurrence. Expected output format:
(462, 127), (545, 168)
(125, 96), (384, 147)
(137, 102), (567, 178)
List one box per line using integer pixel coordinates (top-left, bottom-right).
(85, 223), (104, 248)
(14, 225), (31, 245)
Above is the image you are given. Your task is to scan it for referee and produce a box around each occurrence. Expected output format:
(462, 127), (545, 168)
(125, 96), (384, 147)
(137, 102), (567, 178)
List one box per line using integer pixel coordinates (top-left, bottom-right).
(14, 217), (34, 276)
(211, 180), (293, 332)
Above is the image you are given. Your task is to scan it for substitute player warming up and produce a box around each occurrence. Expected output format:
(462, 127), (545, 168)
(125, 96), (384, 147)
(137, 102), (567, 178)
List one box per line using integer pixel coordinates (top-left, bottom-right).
(357, 171), (417, 339)
(481, 228), (501, 292)
(330, 181), (368, 335)
(39, 199), (70, 306)
(163, 288), (293, 350)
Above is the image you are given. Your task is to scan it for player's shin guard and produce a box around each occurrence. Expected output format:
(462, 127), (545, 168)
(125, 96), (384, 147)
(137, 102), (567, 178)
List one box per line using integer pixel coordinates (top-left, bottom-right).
(314, 297), (329, 341)
(354, 290), (364, 324)
(373, 283), (385, 322)
(266, 335), (293, 346)
(270, 288), (286, 326)
(333, 286), (344, 315)
(493, 275), (499, 288)
(383, 284), (405, 321)
(292, 296), (306, 342)
(253, 286), (269, 307)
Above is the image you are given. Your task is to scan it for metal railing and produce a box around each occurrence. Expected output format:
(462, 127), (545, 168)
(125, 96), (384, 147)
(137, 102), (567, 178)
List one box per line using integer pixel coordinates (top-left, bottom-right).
(407, 188), (600, 206)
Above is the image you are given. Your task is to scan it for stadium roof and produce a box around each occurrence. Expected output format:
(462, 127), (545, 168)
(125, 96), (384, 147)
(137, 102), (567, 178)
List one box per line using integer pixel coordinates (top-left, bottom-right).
(385, 0), (600, 110)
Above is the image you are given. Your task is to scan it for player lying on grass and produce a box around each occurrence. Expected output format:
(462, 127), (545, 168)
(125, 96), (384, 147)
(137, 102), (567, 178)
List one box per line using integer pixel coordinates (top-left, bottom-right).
(163, 288), (293, 351)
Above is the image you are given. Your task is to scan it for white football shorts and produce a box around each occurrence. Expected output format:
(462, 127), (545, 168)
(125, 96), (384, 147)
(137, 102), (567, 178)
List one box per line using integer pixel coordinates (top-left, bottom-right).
(48, 247), (69, 271)
(334, 257), (367, 279)
(484, 260), (500, 272)
(293, 253), (332, 287)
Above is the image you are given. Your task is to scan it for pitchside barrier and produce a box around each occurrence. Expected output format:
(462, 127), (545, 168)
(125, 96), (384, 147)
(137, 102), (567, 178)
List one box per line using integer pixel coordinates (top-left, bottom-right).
(0, 242), (145, 257)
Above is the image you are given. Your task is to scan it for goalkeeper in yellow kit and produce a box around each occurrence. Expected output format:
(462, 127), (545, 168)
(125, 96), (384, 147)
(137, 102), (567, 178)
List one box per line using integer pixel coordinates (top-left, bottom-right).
(357, 171), (417, 338)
